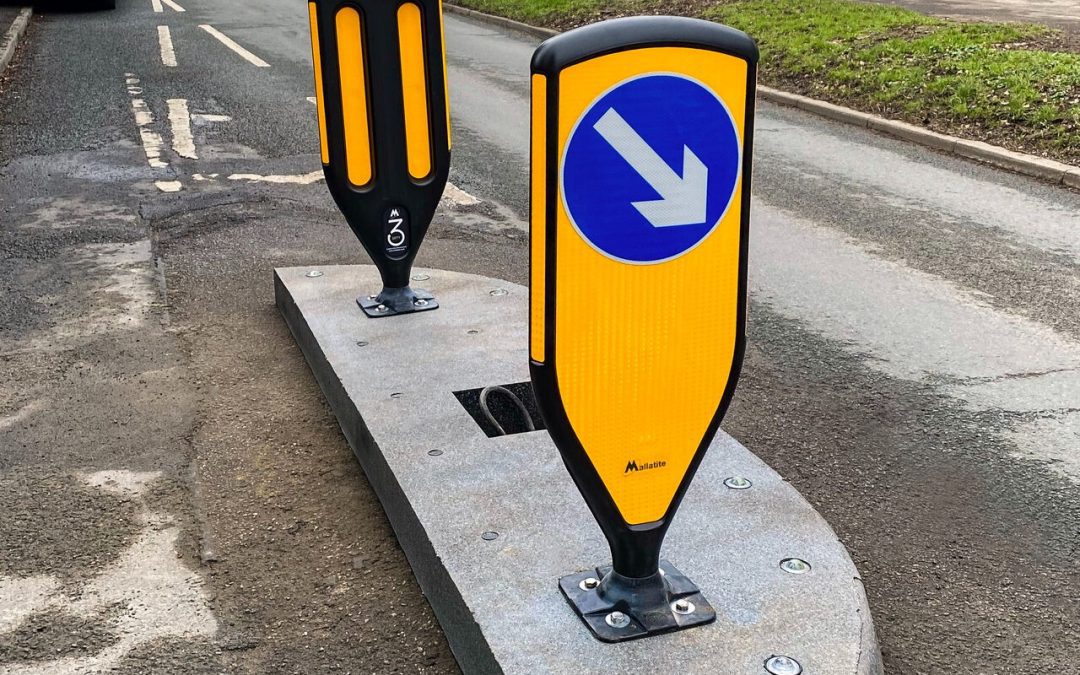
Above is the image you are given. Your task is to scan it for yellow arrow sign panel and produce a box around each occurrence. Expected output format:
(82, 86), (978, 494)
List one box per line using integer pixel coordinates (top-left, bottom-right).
(531, 41), (754, 527)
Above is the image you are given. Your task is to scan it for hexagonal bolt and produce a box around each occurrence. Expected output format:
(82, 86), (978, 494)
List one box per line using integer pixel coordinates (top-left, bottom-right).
(671, 599), (695, 615)
(578, 577), (600, 592)
(604, 611), (631, 629)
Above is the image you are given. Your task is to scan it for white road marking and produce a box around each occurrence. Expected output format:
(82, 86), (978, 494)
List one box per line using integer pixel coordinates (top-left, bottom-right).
(227, 170), (324, 185)
(199, 25), (270, 68)
(0, 577), (59, 634)
(0, 399), (43, 431)
(307, 96), (317, 104)
(160, 0), (185, 12)
(751, 200), (1080, 483)
(155, 180), (183, 192)
(0, 471), (217, 675)
(192, 113), (231, 124)
(80, 470), (163, 498)
(157, 25), (176, 67)
(442, 182), (481, 206)
(151, 0), (163, 11)
(166, 98), (197, 159)
(755, 116), (1080, 263)
(130, 99), (168, 169)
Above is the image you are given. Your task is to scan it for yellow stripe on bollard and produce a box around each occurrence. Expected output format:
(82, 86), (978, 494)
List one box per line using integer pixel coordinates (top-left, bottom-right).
(307, 3), (329, 165)
(530, 74), (547, 363)
(398, 3), (433, 180)
(336, 7), (373, 187)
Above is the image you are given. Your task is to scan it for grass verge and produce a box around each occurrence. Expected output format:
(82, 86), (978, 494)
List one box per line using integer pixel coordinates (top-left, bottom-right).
(453, 0), (1080, 165)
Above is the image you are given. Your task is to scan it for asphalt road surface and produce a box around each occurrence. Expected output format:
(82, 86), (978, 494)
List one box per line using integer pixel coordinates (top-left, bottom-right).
(874, 0), (1080, 34)
(1, 1), (1078, 674)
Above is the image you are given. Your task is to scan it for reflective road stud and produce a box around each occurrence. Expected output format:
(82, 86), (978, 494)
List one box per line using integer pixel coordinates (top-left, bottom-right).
(529, 17), (758, 642)
(308, 0), (451, 317)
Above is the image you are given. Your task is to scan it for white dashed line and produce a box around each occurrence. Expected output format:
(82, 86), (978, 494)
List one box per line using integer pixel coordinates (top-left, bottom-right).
(227, 171), (325, 185)
(166, 99), (197, 159)
(199, 25), (270, 68)
(161, 0), (185, 11)
(157, 26), (177, 67)
(191, 113), (231, 124)
(130, 98), (168, 169)
(155, 180), (184, 193)
(151, 0), (163, 12)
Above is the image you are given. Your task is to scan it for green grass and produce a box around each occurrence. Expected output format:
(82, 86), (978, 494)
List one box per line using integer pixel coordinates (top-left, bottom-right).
(454, 0), (1080, 163)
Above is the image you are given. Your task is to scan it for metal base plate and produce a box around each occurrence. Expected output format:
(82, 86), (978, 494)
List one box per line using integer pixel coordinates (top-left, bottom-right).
(559, 560), (716, 643)
(357, 286), (438, 318)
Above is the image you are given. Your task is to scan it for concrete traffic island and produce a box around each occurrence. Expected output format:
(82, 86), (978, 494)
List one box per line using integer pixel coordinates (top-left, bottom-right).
(276, 264), (882, 675)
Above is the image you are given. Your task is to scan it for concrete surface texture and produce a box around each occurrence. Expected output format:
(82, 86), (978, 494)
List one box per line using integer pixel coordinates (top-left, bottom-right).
(276, 264), (881, 675)
(1, 0), (1078, 673)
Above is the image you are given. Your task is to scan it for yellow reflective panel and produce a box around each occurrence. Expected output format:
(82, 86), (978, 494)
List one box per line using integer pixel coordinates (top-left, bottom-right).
(554, 48), (748, 525)
(335, 7), (373, 187)
(398, 3), (433, 179)
(308, 3), (329, 165)
(438, 0), (451, 149)
(530, 74), (547, 363)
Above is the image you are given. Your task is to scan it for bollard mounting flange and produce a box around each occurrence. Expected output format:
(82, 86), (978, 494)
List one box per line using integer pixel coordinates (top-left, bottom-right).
(558, 559), (715, 643)
(358, 286), (439, 318)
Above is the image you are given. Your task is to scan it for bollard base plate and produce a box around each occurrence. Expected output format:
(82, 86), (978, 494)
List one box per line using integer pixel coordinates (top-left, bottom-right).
(358, 286), (439, 318)
(558, 560), (715, 643)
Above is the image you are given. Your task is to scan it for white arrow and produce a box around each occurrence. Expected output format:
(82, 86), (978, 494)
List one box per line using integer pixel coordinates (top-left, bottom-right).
(592, 107), (709, 228)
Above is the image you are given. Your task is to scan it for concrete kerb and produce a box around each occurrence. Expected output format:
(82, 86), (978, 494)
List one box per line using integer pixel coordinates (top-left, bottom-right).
(0, 7), (32, 78)
(1066, 169), (1080, 190)
(443, 2), (1080, 189)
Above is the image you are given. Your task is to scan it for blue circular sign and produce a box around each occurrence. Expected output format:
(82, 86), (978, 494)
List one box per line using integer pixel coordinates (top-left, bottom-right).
(561, 73), (741, 264)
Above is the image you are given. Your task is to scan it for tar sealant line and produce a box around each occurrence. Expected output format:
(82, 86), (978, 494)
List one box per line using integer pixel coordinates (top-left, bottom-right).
(157, 26), (177, 67)
(166, 99), (197, 159)
(198, 25), (270, 68)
